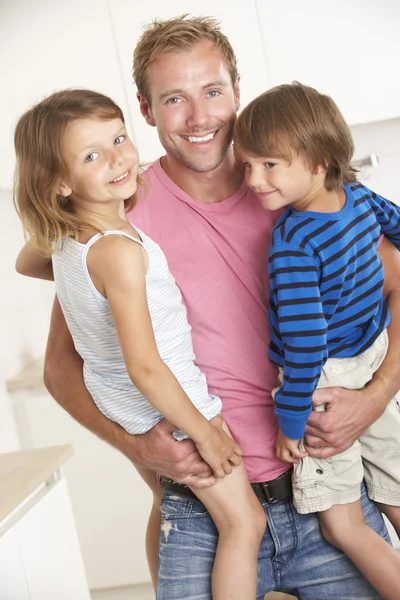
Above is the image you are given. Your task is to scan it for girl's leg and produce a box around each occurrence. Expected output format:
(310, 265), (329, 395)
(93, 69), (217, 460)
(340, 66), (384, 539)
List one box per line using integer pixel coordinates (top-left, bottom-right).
(319, 500), (400, 600)
(135, 466), (162, 593)
(376, 503), (400, 538)
(190, 421), (267, 600)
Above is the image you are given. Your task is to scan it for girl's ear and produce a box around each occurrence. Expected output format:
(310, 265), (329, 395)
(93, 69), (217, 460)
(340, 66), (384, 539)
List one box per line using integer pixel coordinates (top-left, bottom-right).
(58, 181), (72, 197)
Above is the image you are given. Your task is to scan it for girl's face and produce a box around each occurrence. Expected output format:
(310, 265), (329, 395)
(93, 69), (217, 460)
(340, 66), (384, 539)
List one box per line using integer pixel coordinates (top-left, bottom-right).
(237, 149), (325, 212)
(59, 117), (139, 209)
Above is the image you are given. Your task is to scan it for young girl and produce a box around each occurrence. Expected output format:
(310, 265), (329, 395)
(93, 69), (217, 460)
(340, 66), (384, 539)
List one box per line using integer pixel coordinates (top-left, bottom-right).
(13, 89), (266, 599)
(234, 81), (400, 600)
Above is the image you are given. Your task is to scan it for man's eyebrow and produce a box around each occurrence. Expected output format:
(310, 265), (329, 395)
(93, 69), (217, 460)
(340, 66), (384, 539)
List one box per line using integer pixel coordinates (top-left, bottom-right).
(158, 80), (229, 101)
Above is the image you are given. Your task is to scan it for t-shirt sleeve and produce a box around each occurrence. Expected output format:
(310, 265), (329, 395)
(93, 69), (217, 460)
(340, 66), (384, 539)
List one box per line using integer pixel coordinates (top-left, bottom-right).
(367, 189), (400, 249)
(270, 244), (328, 439)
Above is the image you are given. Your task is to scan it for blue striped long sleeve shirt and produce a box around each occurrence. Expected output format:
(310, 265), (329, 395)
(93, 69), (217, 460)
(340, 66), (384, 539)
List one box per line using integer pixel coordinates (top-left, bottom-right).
(269, 183), (400, 439)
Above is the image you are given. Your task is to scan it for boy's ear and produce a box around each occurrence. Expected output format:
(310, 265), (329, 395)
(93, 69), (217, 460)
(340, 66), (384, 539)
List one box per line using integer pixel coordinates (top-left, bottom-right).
(58, 181), (72, 197)
(314, 161), (328, 175)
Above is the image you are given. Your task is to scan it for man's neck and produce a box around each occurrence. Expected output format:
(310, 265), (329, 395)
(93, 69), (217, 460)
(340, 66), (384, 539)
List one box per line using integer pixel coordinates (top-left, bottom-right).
(160, 149), (244, 204)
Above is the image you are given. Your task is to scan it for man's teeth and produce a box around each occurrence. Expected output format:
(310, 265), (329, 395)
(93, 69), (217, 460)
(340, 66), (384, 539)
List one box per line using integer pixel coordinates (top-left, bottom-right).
(112, 172), (128, 183)
(187, 132), (215, 143)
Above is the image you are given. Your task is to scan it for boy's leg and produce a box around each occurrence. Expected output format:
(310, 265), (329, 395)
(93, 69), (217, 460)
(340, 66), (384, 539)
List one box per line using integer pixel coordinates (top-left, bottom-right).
(278, 484), (389, 599)
(377, 504), (400, 538)
(157, 481), (388, 600)
(190, 419), (267, 600)
(134, 466), (162, 592)
(361, 394), (400, 539)
(318, 500), (400, 600)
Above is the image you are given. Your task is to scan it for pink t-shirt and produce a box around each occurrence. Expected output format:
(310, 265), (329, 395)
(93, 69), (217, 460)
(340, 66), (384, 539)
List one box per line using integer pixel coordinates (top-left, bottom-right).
(129, 159), (288, 482)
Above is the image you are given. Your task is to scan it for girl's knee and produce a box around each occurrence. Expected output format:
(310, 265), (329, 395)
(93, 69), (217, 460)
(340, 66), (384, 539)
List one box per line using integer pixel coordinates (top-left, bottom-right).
(219, 501), (266, 545)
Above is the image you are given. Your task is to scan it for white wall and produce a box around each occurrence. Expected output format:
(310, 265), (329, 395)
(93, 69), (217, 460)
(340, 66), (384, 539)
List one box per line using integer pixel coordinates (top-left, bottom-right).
(0, 0), (132, 191)
(0, 188), (55, 453)
(351, 118), (400, 204)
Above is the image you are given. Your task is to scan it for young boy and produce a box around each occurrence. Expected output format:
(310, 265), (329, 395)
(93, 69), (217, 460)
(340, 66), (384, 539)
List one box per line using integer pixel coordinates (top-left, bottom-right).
(234, 81), (400, 600)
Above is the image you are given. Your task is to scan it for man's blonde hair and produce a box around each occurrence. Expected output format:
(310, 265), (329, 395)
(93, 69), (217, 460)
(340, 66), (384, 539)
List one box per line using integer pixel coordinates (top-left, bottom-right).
(14, 89), (137, 254)
(133, 14), (238, 103)
(234, 82), (358, 191)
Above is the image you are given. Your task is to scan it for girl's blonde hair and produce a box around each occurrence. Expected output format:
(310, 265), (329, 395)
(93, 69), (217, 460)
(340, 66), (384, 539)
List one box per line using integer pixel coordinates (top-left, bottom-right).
(14, 88), (137, 254)
(234, 82), (358, 191)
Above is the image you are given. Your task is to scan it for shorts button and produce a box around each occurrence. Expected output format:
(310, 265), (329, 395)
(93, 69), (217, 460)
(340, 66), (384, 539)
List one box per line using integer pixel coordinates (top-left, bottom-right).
(316, 469), (324, 475)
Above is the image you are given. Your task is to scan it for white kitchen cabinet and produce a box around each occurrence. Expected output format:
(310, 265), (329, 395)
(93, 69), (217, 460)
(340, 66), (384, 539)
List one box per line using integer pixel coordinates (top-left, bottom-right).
(9, 363), (152, 590)
(0, 528), (30, 600)
(0, 446), (90, 600)
(108, 0), (271, 163)
(16, 478), (90, 600)
(255, 0), (400, 125)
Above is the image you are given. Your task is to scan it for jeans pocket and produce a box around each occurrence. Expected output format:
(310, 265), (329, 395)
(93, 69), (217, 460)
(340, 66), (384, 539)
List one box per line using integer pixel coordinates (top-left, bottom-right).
(161, 492), (209, 520)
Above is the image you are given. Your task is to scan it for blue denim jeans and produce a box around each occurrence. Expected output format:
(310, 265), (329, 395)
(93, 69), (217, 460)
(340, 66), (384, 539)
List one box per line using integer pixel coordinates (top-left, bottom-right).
(157, 482), (390, 599)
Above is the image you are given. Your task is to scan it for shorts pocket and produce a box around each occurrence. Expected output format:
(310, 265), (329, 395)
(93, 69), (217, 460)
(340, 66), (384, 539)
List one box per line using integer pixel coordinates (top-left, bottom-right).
(293, 456), (333, 490)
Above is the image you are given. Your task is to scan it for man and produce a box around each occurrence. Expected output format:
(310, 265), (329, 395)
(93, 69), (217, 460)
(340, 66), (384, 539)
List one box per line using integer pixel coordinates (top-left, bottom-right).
(44, 15), (400, 599)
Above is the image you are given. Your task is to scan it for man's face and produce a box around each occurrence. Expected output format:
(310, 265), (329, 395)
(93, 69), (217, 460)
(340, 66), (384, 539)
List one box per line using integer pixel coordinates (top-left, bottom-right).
(139, 41), (240, 173)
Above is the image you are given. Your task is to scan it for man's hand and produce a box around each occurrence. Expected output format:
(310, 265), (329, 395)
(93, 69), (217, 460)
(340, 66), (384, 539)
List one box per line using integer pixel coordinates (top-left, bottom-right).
(305, 237), (400, 459)
(275, 430), (308, 464)
(121, 419), (217, 489)
(304, 386), (384, 458)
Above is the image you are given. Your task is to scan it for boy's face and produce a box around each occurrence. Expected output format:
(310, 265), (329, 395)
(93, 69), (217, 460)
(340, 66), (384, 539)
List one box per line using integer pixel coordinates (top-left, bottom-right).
(137, 41), (240, 174)
(236, 149), (325, 212)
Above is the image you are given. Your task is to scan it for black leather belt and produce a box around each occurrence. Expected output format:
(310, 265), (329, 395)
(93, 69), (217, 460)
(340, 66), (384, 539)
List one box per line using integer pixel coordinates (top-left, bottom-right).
(161, 469), (292, 506)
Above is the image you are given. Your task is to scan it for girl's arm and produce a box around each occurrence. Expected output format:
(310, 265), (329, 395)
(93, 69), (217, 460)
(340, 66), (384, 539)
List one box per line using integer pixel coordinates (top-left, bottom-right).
(16, 241), (54, 281)
(88, 235), (242, 477)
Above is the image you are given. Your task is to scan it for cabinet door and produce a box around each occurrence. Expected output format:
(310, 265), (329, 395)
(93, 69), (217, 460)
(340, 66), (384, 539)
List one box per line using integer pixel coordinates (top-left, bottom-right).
(15, 479), (90, 600)
(256, 0), (400, 125)
(0, 527), (30, 600)
(109, 0), (271, 163)
(0, 0), (130, 190)
(14, 391), (152, 589)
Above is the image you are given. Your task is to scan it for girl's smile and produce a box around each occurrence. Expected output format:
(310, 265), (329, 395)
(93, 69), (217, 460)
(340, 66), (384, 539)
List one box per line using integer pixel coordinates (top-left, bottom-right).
(59, 117), (139, 209)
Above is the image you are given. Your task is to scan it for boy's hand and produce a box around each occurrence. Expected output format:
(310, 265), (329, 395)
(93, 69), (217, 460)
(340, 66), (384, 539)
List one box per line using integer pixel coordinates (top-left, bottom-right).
(195, 416), (243, 478)
(275, 430), (308, 464)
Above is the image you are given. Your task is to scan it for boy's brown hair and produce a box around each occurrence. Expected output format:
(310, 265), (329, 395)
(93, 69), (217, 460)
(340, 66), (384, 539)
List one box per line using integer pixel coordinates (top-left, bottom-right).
(13, 89), (137, 254)
(132, 14), (238, 103)
(234, 82), (357, 191)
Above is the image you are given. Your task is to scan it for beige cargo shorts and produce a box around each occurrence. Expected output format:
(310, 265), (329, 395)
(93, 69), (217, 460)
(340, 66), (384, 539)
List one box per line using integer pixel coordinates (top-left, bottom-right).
(274, 329), (400, 514)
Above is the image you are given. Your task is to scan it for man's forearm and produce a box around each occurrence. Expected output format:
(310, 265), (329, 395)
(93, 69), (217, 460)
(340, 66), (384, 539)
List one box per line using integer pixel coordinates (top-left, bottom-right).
(365, 289), (400, 409)
(43, 297), (215, 485)
(44, 297), (133, 458)
(367, 236), (400, 411)
(44, 349), (131, 454)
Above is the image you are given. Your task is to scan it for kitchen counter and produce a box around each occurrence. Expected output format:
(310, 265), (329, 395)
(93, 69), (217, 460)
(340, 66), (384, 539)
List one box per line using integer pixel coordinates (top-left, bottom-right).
(0, 444), (73, 523)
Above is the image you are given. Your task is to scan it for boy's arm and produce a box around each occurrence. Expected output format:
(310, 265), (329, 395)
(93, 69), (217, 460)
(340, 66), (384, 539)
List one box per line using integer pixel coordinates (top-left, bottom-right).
(16, 241), (54, 281)
(44, 295), (216, 487)
(305, 236), (400, 457)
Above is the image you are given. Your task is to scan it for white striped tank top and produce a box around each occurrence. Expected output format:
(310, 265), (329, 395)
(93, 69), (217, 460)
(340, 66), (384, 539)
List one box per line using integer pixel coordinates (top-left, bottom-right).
(52, 226), (222, 437)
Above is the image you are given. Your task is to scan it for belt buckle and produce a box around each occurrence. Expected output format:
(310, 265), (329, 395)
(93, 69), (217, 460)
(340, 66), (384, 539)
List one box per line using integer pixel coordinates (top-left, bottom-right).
(261, 481), (276, 504)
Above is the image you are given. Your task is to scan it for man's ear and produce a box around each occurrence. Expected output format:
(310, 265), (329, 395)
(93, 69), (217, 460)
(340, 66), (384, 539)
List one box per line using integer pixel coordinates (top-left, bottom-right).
(58, 181), (72, 197)
(137, 92), (156, 127)
(234, 74), (241, 112)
